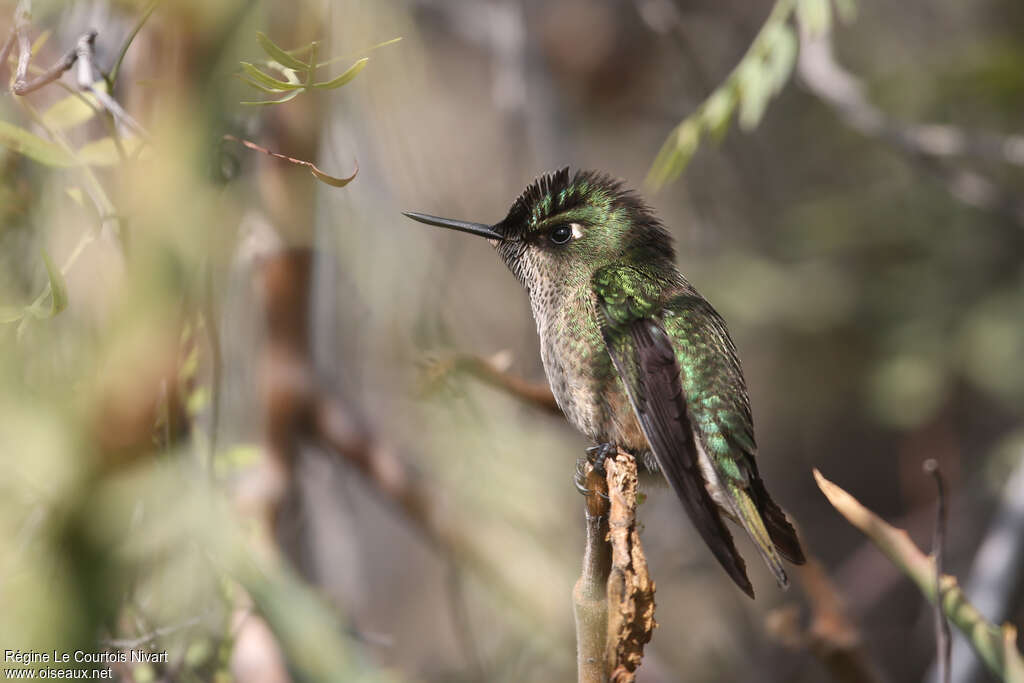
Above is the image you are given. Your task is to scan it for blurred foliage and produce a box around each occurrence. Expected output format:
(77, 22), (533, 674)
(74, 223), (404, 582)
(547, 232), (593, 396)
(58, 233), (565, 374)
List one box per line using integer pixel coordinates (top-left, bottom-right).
(0, 0), (394, 679)
(647, 0), (856, 189)
(235, 31), (398, 106)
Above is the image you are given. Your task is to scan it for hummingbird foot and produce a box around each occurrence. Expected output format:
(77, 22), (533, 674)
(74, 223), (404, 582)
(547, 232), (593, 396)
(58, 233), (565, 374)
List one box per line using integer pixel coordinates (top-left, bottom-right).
(575, 455), (611, 500)
(586, 442), (616, 473)
(574, 458), (589, 495)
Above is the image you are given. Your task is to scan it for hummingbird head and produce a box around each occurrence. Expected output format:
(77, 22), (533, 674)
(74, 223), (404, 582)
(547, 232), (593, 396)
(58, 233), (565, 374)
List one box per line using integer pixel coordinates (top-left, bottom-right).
(404, 167), (674, 291)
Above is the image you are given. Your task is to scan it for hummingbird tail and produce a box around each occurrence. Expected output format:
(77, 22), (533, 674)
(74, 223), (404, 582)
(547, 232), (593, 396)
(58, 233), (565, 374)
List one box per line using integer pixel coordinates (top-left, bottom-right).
(728, 484), (798, 589)
(750, 474), (806, 566)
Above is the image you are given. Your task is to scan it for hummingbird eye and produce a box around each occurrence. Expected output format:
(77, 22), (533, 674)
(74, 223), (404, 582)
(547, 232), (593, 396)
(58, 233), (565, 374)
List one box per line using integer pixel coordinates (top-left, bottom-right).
(549, 224), (574, 245)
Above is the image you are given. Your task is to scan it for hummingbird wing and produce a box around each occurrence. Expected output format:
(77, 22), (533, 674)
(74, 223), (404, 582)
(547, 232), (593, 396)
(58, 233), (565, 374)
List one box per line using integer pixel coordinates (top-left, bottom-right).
(594, 267), (755, 598)
(658, 293), (805, 583)
(594, 266), (805, 597)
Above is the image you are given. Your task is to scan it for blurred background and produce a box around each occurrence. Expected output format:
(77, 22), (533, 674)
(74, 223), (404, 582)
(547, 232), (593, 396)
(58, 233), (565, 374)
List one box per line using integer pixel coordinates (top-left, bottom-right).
(1, 0), (1022, 681)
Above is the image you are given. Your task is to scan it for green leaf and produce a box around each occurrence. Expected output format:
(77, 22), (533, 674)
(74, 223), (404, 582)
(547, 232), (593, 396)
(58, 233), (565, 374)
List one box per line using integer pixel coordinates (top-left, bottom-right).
(701, 85), (736, 141)
(797, 0), (832, 37)
(41, 82), (108, 130)
(235, 76), (285, 94)
(309, 162), (358, 187)
(256, 32), (309, 70)
(646, 118), (701, 189)
(0, 120), (75, 167)
(240, 89), (303, 107)
(671, 118), (700, 170)
(239, 62), (304, 91)
(41, 249), (68, 318)
(311, 57), (368, 89)
(737, 59), (771, 131)
(764, 23), (797, 94)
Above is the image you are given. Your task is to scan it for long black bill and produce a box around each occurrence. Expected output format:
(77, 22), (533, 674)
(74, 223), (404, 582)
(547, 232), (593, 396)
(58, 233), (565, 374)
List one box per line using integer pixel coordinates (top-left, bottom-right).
(402, 211), (504, 241)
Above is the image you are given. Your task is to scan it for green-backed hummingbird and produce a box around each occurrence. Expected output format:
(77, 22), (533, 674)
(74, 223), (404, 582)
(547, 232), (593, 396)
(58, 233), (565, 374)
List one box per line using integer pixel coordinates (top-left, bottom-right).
(404, 168), (805, 597)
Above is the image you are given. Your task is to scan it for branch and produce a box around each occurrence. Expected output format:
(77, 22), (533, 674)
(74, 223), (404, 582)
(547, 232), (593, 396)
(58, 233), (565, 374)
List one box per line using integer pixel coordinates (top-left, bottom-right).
(10, 3), (79, 95)
(767, 555), (885, 683)
(604, 451), (656, 682)
(798, 557), (885, 683)
(814, 469), (1024, 683)
(573, 451), (655, 683)
(6, 3), (151, 141)
(419, 350), (562, 415)
(924, 459), (952, 683)
(573, 461), (611, 683)
(934, 452), (1024, 683)
(797, 26), (1024, 227)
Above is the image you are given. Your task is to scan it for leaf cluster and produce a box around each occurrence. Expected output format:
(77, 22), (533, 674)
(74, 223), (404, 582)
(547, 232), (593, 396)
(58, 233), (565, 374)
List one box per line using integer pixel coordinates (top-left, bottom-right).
(646, 0), (855, 189)
(237, 32), (400, 106)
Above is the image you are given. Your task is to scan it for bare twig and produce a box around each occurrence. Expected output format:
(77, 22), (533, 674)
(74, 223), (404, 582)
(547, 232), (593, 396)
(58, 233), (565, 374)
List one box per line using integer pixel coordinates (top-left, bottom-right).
(923, 459), (952, 683)
(11, 32), (79, 95)
(7, 3), (151, 141)
(605, 451), (655, 683)
(420, 351), (562, 415)
(814, 469), (1024, 683)
(573, 460), (611, 683)
(800, 557), (885, 683)
(223, 134), (357, 187)
(72, 31), (151, 141)
(9, 0), (78, 96)
(797, 26), (1024, 227)
(933, 452), (1024, 683)
(767, 556), (886, 683)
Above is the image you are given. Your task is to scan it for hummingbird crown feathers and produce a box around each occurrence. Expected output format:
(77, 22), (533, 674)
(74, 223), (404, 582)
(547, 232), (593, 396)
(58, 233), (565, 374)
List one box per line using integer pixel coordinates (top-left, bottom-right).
(496, 167), (674, 260)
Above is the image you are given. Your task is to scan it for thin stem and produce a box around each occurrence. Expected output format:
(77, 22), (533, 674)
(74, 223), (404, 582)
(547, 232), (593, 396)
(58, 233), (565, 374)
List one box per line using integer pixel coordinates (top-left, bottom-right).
(107, 0), (160, 88)
(924, 459), (952, 683)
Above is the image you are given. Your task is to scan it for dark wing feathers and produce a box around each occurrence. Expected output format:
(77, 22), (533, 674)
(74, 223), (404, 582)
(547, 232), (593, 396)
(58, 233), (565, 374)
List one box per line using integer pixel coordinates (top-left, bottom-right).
(749, 467), (806, 564)
(601, 315), (755, 598)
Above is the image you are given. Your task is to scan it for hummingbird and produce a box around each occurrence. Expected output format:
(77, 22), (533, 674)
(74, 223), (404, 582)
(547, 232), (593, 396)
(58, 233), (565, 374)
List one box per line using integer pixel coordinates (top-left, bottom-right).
(404, 167), (805, 597)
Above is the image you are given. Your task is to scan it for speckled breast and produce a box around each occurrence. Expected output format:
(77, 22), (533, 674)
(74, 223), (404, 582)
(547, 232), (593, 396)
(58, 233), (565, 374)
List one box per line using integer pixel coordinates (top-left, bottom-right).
(530, 288), (647, 450)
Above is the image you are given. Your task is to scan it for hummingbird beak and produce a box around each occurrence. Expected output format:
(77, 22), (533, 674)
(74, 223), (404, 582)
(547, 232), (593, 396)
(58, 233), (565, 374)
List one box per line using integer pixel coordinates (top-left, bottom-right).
(402, 211), (504, 241)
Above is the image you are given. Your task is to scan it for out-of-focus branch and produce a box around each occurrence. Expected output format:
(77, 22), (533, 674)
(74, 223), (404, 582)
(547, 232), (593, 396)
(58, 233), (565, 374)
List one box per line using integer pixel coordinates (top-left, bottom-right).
(605, 451), (656, 682)
(767, 556), (886, 683)
(6, 4), (151, 140)
(814, 469), (1024, 683)
(420, 350), (561, 415)
(797, 26), (1024, 227)
(932, 452), (1024, 683)
(573, 461), (611, 683)
(924, 459), (952, 683)
(10, 0), (77, 96)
